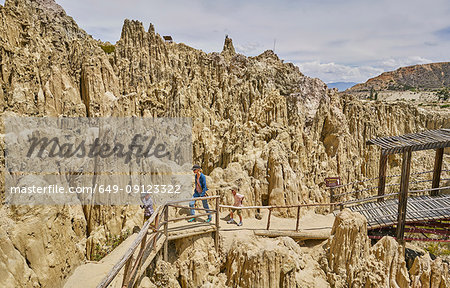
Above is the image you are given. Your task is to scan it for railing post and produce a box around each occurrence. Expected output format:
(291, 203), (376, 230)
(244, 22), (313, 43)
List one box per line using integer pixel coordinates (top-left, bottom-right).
(153, 214), (159, 252)
(295, 206), (300, 232)
(215, 197), (220, 252)
(432, 148), (444, 196)
(266, 208), (272, 230)
(164, 206), (169, 262)
(330, 188), (335, 211)
(135, 231), (147, 265)
(377, 152), (388, 202)
(396, 149), (412, 248)
(121, 257), (132, 288)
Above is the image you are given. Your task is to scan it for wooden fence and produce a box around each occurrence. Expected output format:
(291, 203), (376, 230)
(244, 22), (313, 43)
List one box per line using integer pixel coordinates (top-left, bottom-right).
(97, 195), (220, 288)
(97, 170), (449, 287)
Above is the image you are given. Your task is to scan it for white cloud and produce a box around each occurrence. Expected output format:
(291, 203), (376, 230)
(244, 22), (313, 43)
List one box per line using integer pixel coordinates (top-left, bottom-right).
(234, 42), (263, 54)
(381, 56), (433, 69)
(55, 0), (450, 83)
(297, 61), (384, 83)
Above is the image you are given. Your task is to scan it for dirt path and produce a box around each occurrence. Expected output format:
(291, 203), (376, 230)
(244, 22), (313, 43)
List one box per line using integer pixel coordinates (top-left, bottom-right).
(64, 234), (138, 288)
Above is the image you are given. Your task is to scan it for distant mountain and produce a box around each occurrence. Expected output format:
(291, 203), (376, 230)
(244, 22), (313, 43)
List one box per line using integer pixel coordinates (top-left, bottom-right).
(327, 82), (358, 91)
(347, 62), (450, 92)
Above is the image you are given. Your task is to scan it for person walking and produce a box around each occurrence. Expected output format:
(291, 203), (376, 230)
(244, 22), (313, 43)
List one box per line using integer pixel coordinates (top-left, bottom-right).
(140, 192), (154, 225)
(188, 165), (212, 223)
(227, 187), (244, 226)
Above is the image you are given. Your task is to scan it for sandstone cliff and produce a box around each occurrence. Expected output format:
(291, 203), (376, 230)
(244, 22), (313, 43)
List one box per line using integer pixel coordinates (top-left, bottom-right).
(324, 209), (449, 288)
(136, 209), (448, 288)
(0, 0), (449, 287)
(348, 62), (450, 92)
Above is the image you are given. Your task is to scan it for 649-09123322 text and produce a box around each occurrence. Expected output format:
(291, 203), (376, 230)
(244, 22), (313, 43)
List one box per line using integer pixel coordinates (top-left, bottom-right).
(8, 184), (182, 195)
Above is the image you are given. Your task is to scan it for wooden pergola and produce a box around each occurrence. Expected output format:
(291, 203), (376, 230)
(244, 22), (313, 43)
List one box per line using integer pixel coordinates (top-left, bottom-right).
(367, 128), (450, 245)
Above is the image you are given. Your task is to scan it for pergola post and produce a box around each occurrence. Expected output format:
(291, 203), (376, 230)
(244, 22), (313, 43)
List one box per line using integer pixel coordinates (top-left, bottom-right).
(377, 151), (388, 202)
(396, 149), (412, 247)
(431, 148), (444, 196)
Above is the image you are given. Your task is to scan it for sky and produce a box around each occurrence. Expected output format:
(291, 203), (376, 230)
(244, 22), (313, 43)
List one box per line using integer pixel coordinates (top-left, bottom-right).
(54, 0), (450, 84)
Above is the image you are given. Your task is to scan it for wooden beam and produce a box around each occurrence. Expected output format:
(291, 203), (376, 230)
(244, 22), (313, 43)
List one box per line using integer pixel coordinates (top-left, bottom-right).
(153, 214), (159, 251)
(168, 227), (216, 241)
(396, 149), (412, 246)
(215, 197), (220, 252)
(134, 235), (166, 285)
(166, 195), (219, 205)
(164, 207), (169, 262)
(254, 230), (330, 240)
(266, 208), (272, 230)
(123, 231), (151, 288)
(168, 204), (213, 211)
(295, 206), (301, 232)
(167, 212), (215, 223)
(377, 152), (388, 202)
(219, 203), (340, 209)
(432, 148), (444, 196)
(330, 188), (335, 210)
(97, 206), (162, 288)
(121, 257), (132, 288)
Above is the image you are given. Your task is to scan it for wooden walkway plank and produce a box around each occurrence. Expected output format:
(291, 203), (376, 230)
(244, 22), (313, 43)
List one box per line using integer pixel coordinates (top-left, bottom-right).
(349, 194), (450, 230)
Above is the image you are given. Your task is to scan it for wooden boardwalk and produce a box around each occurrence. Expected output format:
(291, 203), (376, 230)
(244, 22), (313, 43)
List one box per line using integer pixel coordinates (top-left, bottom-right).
(347, 195), (450, 229)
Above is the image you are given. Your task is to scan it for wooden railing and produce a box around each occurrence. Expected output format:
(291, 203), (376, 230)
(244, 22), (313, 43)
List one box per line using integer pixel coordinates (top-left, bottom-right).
(329, 169), (450, 207)
(219, 202), (340, 231)
(96, 172), (449, 287)
(97, 195), (220, 288)
(165, 196), (220, 254)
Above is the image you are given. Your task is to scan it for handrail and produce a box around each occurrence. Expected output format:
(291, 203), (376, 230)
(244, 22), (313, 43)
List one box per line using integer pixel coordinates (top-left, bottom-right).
(340, 186), (450, 207)
(220, 202), (340, 231)
(97, 205), (163, 288)
(409, 185), (450, 194)
(341, 193), (399, 206)
(166, 195), (220, 205)
(333, 173), (449, 199)
(327, 169), (449, 190)
(96, 179), (449, 287)
(98, 195), (220, 288)
(219, 202), (342, 209)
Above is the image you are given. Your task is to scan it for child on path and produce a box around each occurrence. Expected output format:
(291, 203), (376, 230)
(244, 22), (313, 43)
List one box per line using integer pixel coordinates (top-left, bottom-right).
(227, 187), (244, 226)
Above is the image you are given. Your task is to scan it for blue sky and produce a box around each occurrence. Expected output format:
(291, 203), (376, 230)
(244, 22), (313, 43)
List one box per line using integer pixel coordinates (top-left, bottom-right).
(55, 0), (450, 83)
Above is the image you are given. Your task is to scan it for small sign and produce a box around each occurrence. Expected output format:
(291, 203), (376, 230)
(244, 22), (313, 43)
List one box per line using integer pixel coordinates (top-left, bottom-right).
(325, 177), (340, 188)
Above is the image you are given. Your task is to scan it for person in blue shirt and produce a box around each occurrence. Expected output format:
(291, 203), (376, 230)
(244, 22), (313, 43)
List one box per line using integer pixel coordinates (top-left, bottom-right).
(188, 164), (212, 223)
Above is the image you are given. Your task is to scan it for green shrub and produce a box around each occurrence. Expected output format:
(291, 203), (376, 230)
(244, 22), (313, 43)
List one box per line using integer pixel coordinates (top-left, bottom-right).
(91, 229), (131, 261)
(437, 88), (449, 101)
(100, 44), (115, 54)
(425, 243), (450, 257)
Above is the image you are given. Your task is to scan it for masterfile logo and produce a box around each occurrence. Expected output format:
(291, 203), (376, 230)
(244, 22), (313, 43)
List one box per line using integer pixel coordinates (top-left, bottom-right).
(26, 133), (170, 164)
(4, 117), (193, 205)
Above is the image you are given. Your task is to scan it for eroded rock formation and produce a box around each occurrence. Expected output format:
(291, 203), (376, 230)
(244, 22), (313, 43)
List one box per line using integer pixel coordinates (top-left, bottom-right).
(225, 237), (329, 287)
(348, 62), (450, 92)
(0, 0), (449, 287)
(137, 209), (449, 288)
(325, 209), (448, 288)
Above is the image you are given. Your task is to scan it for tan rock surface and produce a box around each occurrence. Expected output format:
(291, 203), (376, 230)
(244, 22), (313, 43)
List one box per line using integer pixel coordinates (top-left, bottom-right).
(410, 253), (450, 288)
(327, 209), (370, 287)
(0, 0), (449, 287)
(326, 209), (449, 288)
(225, 236), (329, 288)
